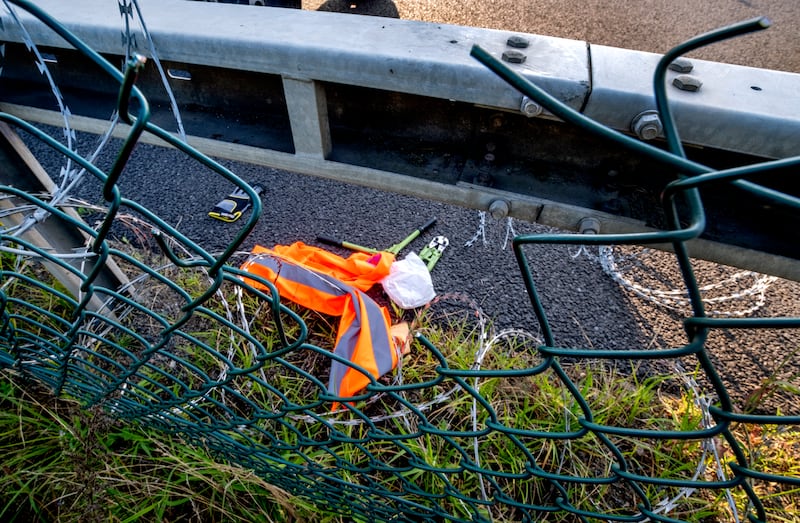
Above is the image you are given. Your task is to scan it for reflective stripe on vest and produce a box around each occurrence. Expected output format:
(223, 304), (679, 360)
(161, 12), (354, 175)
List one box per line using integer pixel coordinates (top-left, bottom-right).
(240, 247), (397, 404)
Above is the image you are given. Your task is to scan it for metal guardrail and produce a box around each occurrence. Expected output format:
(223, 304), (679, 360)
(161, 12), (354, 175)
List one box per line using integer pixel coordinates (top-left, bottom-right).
(1, 2), (799, 522)
(4, 0), (799, 159)
(1, 0), (799, 280)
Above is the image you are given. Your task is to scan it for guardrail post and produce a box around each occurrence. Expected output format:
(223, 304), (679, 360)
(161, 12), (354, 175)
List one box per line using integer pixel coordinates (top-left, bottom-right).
(282, 76), (332, 158)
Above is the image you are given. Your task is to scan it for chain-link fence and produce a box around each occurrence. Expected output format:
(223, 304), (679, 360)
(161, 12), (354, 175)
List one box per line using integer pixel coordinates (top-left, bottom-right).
(1, 2), (799, 522)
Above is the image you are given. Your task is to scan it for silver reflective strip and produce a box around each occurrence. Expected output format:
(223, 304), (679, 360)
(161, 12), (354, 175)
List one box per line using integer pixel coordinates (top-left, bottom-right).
(248, 254), (348, 297)
(357, 294), (394, 373)
(329, 288), (394, 396)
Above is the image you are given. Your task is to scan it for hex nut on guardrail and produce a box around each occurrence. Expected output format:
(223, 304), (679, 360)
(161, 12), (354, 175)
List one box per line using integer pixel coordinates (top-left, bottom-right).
(673, 75), (703, 92)
(506, 35), (530, 49)
(489, 199), (510, 219)
(520, 96), (542, 117)
(668, 58), (694, 73)
(578, 217), (601, 234)
(502, 50), (527, 64)
(630, 110), (663, 141)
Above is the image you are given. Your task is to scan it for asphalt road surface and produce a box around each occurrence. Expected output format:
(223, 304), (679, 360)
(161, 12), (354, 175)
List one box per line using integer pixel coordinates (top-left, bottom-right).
(15, 1), (800, 415)
(309, 0), (800, 73)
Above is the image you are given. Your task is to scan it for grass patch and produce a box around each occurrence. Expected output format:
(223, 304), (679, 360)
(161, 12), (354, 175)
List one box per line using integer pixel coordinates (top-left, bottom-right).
(0, 369), (316, 523)
(0, 244), (799, 522)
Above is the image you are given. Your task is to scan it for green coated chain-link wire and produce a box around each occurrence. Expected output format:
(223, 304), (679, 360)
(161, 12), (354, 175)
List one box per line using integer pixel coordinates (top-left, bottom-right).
(1, 2), (799, 522)
(473, 16), (800, 523)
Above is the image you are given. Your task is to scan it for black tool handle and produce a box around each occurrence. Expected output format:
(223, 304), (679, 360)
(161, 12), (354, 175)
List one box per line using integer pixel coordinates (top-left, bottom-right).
(316, 235), (342, 247)
(417, 217), (437, 233)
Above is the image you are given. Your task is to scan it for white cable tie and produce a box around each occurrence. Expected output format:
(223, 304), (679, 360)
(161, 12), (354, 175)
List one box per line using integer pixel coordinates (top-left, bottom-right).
(464, 211), (488, 248)
(502, 217), (517, 250)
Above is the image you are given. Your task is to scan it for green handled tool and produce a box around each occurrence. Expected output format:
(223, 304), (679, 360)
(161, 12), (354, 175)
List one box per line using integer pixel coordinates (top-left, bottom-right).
(418, 235), (449, 271)
(317, 217), (437, 255)
(385, 217), (437, 255)
(315, 235), (377, 254)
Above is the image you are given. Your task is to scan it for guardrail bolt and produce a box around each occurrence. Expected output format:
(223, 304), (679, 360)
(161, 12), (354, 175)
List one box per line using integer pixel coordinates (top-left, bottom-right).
(578, 217), (601, 234)
(520, 96), (542, 117)
(673, 75), (702, 92)
(489, 199), (510, 219)
(506, 35), (530, 49)
(502, 50), (527, 64)
(475, 173), (494, 186)
(630, 110), (662, 141)
(668, 57), (694, 73)
(474, 153), (495, 186)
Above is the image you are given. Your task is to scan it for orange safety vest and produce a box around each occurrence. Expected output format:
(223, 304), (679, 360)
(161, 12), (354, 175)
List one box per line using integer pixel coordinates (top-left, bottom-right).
(240, 243), (397, 409)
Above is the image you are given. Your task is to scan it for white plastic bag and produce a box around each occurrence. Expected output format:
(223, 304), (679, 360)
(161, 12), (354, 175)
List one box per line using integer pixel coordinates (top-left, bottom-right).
(382, 252), (436, 309)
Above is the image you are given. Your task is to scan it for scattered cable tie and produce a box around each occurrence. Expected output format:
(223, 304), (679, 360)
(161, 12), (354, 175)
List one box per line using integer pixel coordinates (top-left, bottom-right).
(464, 211), (488, 247)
